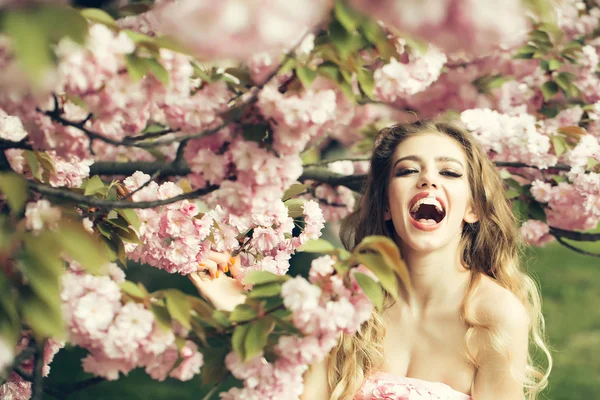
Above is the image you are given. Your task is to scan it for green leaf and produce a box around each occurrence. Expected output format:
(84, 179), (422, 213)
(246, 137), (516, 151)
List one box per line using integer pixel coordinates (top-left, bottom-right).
(0, 172), (28, 214)
(328, 19), (354, 60)
(229, 304), (258, 323)
(529, 201), (547, 222)
(145, 58), (170, 86)
(548, 59), (562, 71)
(353, 272), (383, 310)
(243, 271), (288, 286)
(541, 81), (559, 101)
(247, 282), (282, 299)
(150, 303), (172, 331)
(285, 198), (306, 218)
(20, 239), (63, 307)
(80, 8), (119, 30)
(354, 235), (410, 300)
(125, 54), (149, 82)
(334, 0), (364, 32)
(282, 183), (310, 201)
(116, 209), (141, 231)
(56, 220), (109, 272)
(296, 66), (317, 88)
(120, 281), (147, 299)
(512, 199), (529, 223)
(551, 135), (568, 157)
(317, 61), (342, 81)
(212, 310), (232, 327)
(232, 323), (250, 360)
(200, 347), (229, 385)
(355, 252), (398, 301)
(298, 238), (336, 253)
(84, 175), (105, 196)
(21, 288), (65, 339)
(39, 6), (88, 45)
(244, 318), (274, 361)
(165, 289), (191, 330)
(3, 10), (53, 83)
(356, 68), (375, 99)
(505, 189), (521, 199)
(360, 19), (396, 60)
(23, 151), (42, 181)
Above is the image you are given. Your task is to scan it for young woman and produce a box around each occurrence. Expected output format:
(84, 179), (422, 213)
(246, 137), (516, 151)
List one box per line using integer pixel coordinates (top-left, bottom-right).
(191, 120), (552, 400)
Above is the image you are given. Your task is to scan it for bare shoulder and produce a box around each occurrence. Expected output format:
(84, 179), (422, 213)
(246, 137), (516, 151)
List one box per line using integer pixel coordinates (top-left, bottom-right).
(471, 275), (530, 331)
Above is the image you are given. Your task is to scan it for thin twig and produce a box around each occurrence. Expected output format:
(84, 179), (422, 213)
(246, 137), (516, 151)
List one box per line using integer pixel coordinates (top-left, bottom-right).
(121, 169), (163, 201)
(28, 180), (219, 209)
(554, 236), (600, 257)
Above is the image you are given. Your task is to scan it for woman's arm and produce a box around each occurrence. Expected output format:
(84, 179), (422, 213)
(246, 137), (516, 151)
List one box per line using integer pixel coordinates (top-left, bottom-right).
(300, 357), (330, 400)
(471, 289), (530, 400)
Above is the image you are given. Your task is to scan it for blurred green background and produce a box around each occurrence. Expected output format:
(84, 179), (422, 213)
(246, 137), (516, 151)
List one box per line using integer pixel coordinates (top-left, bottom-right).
(42, 239), (600, 400)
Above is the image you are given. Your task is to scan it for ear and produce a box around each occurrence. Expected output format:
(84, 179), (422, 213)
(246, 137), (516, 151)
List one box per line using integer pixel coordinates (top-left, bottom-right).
(464, 203), (479, 224)
(384, 205), (392, 221)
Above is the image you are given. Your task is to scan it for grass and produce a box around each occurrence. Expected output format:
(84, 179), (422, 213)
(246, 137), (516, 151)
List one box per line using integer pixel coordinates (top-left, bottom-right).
(41, 242), (600, 399)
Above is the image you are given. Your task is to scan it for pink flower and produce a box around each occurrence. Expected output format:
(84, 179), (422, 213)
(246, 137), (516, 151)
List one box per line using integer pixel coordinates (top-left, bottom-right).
(372, 382), (412, 400)
(0, 114), (27, 142)
(520, 220), (553, 247)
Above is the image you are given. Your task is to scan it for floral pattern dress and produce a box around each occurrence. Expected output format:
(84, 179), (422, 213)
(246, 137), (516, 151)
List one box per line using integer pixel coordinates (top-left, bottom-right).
(356, 372), (472, 400)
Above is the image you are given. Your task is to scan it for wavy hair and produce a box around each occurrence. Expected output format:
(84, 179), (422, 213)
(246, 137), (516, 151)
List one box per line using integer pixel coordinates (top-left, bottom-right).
(328, 120), (552, 399)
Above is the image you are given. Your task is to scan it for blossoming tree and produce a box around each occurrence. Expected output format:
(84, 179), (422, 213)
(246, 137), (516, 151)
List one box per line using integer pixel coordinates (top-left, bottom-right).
(0, 0), (599, 399)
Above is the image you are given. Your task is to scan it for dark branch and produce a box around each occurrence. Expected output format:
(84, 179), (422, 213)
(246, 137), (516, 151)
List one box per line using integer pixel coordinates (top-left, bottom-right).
(90, 161), (190, 177)
(554, 236), (600, 257)
(549, 226), (600, 242)
(31, 341), (45, 400)
(0, 138), (33, 151)
(299, 168), (366, 192)
(28, 180), (218, 209)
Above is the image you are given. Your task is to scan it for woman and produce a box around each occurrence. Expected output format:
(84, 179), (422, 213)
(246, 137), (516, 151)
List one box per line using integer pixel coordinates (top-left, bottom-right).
(191, 120), (552, 400)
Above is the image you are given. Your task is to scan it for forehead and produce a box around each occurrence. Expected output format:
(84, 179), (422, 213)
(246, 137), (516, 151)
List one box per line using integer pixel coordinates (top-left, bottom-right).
(392, 132), (467, 163)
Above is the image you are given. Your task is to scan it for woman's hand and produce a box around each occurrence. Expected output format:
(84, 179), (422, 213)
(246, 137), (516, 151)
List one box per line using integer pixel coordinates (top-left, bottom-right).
(188, 251), (247, 312)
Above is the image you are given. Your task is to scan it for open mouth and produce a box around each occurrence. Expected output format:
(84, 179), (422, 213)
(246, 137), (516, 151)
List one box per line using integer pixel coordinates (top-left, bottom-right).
(409, 193), (446, 227)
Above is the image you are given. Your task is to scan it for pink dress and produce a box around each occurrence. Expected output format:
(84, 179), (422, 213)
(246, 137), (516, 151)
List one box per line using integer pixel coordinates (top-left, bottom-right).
(356, 372), (472, 400)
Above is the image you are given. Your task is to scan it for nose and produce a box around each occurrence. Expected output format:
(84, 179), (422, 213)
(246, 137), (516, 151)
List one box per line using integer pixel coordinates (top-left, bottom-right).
(417, 171), (438, 189)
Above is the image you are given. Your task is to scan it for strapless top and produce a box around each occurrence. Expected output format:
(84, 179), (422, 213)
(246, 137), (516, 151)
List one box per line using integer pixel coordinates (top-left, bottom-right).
(355, 372), (472, 400)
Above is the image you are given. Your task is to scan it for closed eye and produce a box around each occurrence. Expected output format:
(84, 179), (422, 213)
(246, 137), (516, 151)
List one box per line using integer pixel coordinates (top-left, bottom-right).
(395, 169), (418, 176)
(441, 171), (462, 178)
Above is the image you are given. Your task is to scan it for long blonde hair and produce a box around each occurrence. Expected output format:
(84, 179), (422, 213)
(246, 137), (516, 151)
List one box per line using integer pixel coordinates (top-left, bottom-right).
(330, 120), (552, 399)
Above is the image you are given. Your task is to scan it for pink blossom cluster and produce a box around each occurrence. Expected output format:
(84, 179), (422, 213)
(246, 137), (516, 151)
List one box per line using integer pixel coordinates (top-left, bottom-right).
(123, 170), (325, 278)
(5, 149), (93, 188)
(0, 110), (27, 142)
(348, 0), (529, 56)
(258, 84), (338, 155)
(555, 1), (600, 42)
(220, 256), (373, 399)
(154, 0), (331, 61)
(0, 334), (63, 400)
(5, 149), (92, 188)
(374, 46), (447, 103)
(460, 109), (557, 169)
(24, 199), (62, 232)
(60, 263), (203, 382)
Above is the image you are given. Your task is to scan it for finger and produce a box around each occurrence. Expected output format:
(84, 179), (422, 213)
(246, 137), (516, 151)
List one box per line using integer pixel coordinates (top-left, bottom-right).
(217, 262), (229, 273)
(208, 250), (230, 265)
(229, 255), (241, 279)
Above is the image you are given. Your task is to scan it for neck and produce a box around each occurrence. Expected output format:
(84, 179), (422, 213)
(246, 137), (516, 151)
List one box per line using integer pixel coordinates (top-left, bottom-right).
(398, 236), (471, 315)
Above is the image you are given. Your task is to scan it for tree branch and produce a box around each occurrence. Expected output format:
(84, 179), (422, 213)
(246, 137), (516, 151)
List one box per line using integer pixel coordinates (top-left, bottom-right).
(549, 226), (600, 242)
(31, 341), (45, 400)
(28, 180), (218, 209)
(299, 167), (366, 192)
(0, 138), (33, 151)
(554, 236), (600, 257)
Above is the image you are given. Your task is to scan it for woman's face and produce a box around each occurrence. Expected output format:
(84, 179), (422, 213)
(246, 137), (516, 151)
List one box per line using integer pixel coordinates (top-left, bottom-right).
(385, 132), (478, 254)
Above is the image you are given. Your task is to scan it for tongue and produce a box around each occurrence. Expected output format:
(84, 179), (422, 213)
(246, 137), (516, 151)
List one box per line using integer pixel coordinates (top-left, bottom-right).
(418, 218), (438, 225)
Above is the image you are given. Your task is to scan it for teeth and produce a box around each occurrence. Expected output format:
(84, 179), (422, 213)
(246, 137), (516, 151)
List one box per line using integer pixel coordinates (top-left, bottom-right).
(410, 197), (444, 214)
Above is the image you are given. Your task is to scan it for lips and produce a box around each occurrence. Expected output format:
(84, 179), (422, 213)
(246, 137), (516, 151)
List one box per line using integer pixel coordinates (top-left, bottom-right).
(408, 191), (447, 231)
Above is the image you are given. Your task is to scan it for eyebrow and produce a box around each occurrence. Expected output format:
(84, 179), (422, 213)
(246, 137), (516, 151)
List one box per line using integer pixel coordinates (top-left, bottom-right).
(393, 155), (464, 169)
